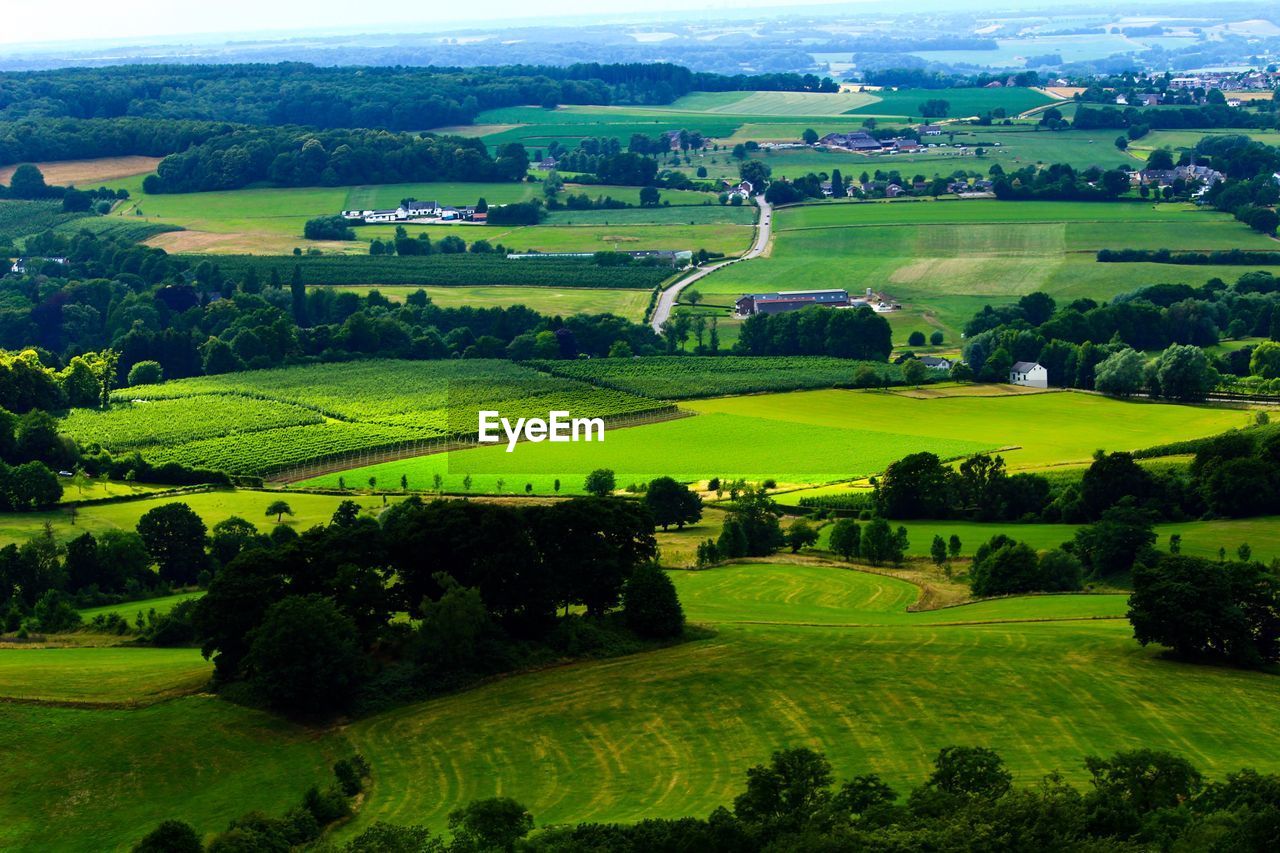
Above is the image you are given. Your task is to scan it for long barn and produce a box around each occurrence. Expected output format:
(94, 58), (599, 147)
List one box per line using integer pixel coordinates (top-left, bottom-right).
(735, 289), (854, 316)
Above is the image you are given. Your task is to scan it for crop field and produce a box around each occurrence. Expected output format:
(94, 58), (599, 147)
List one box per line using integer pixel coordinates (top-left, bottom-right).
(0, 155), (161, 186)
(337, 564), (1280, 834)
(315, 285), (653, 320)
(532, 356), (904, 398)
(0, 199), (88, 244)
(665, 90), (880, 116)
(464, 221), (752, 256)
(844, 87), (1058, 119)
(307, 386), (1246, 494)
(66, 361), (663, 476)
(542, 204), (756, 226)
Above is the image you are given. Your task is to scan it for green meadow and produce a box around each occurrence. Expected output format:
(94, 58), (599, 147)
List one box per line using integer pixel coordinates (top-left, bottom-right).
(307, 388), (1249, 493)
(313, 285), (654, 321)
(851, 516), (1280, 564)
(342, 565), (1280, 833)
(9, 561), (1280, 848)
(0, 489), (399, 547)
(699, 199), (1280, 342)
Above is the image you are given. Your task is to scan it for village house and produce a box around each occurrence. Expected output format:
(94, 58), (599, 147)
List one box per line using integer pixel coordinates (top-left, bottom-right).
(918, 124), (943, 136)
(537, 157), (558, 170)
(1009, 361), (1048, 388)
(735, 289), (854, 316)
(920, 356), (952, 371)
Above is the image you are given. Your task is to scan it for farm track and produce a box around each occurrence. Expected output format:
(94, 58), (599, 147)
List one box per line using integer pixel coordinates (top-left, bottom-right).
(650, 195), (772, 332)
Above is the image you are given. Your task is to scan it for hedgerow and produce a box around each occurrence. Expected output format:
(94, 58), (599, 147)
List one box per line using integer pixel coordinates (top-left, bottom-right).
(184, 254), (674, 289)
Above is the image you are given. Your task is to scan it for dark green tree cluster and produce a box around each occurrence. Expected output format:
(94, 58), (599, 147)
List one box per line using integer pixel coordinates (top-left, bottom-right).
(733, 305), (893, 360)
(144, 131), (528, 194)
(195, 495), (670, 714)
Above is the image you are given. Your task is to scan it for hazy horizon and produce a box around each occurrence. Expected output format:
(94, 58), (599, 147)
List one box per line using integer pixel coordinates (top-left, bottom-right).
(1, 0), (871, 48)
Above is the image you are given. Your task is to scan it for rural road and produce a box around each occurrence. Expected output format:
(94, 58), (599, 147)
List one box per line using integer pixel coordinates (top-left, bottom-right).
(650, 195), (773, 333)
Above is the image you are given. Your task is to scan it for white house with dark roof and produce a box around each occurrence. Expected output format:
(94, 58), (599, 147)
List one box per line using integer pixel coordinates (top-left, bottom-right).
(1009, 361), (1048, 388)
(920, 356), (952, 371)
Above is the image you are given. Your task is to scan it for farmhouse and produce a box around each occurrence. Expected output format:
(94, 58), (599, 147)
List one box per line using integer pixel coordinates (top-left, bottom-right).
(920, 356), (952, 371)
(735, 289), (853, 316)
(820, 132), (884, 152)
(1009, 361), (1048, 388)
(918, 124), (943, 135)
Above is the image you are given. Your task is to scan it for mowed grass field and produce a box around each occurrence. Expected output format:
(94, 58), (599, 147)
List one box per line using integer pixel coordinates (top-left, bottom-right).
(700, 199), (1280, 343)
(338, 564), (1280, 835)
(9, 563), (1280, 847)
(306, 388), (1250, 493)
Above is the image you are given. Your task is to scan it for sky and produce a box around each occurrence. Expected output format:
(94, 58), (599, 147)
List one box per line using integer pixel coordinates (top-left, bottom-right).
(0, 0), (867, 47)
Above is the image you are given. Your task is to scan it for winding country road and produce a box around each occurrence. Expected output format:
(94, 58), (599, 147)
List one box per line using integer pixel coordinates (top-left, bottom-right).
(649, 195), (773, 333)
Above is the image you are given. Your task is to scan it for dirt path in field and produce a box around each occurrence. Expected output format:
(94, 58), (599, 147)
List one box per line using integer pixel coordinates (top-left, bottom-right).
(649, 195), (772, 333)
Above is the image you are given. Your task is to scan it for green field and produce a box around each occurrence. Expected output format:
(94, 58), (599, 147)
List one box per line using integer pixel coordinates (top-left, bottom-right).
(0, 647), (210, 705)
(62, 360), (664, 477)
(845, 87), (1057, 119)
(312, 285), (654, 321)
(533, 356), (904, 398)
(0, 489), (401, 547)
(105, 175), (725, 255)
(860, 516), (1280, 564)
(666, 90), (880, 116)
(10, 560), (1280, 848)
(337, 564), (1280, 835)
(79, 592), (205, 624)
(307, 387), (1249, 493)
(699, 199), (1280, 342)
(0, 698), (347, 851)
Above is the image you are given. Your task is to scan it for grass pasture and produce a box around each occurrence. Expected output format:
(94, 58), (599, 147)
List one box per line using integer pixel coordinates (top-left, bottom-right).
(700, 199), (1280, 341)
(314, 285), (654, 321)
(0, 647), (210, 705)
(341, 563), (1280, 834)
(0, 698), (345, 852)
(844, 87), (1057, 119)
(307, 387), (1248, 494)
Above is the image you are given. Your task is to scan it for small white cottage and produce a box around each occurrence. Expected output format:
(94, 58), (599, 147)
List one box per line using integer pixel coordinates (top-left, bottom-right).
(1009, 361), (1048, 388)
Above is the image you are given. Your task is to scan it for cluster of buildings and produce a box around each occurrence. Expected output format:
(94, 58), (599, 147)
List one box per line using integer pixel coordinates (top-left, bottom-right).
(819, 132), (926, 155)
(1169, 70), (1276, 91)
(734, 288), (900, 316)
(340, 201), (487, 225)
(1133, 164), (1226, 193)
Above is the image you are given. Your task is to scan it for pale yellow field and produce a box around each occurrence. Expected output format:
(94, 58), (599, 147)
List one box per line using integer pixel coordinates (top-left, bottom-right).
(0, 156), (161, 186)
